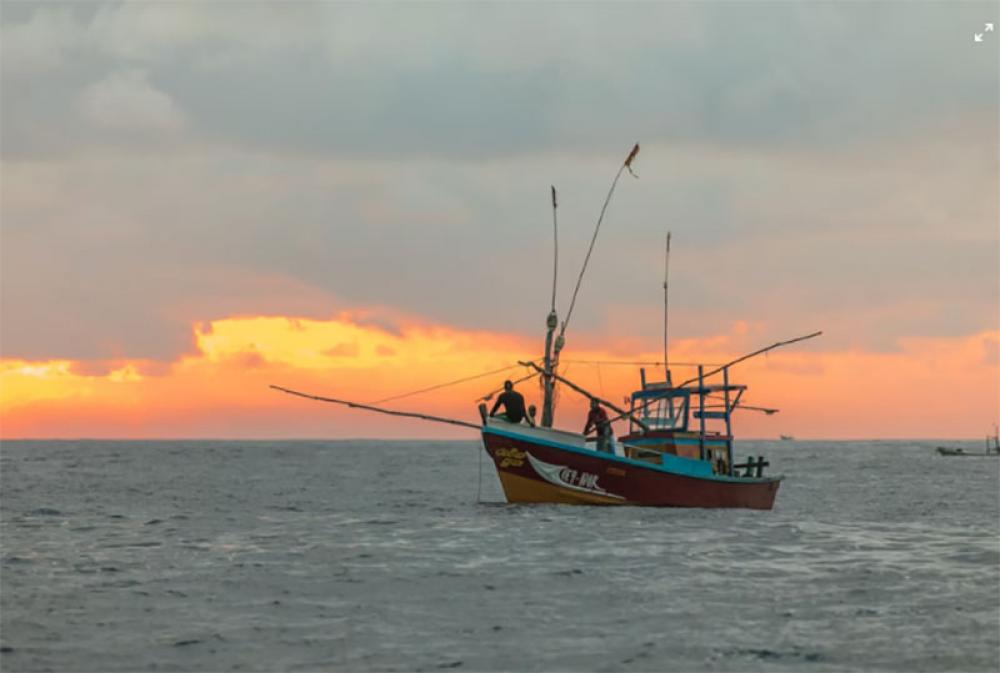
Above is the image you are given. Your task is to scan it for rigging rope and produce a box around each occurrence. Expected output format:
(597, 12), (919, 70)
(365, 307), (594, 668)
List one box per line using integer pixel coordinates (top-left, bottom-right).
(559, 143), (639, 340)
(477, 369), (540, 403)
(476, 440), (483, 503)
(370, 362), (526, 405)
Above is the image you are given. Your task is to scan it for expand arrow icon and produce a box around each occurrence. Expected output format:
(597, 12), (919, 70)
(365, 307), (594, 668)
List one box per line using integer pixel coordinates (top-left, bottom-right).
(986, 23), (995, 31)
(974, 33), (983, 42)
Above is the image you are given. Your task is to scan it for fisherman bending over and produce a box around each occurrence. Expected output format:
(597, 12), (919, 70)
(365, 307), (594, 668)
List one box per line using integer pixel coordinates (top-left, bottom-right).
(584, 399), (613, 453)
(490, 380), (534, 426)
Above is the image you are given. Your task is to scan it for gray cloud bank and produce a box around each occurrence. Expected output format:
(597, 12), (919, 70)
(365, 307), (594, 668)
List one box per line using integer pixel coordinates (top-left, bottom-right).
(3, 2), (997, 159)
(1, 1), (997, 362)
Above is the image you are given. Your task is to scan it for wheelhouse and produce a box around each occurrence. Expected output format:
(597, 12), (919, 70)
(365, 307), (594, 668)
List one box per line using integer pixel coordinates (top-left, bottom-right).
(623, 366), (748, 475)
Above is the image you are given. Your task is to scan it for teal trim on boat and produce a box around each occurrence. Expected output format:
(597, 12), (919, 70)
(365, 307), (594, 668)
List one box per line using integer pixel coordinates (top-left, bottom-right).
(658, 451), (714, 477)
(482, 424), (776, 484)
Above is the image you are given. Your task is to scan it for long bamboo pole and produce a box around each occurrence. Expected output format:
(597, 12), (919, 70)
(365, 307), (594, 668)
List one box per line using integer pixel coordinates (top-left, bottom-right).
(672, 331), (823, 390)
(604, 330), (823, 427)
(269, 385), (481, 430)
(541, 186), (559, 428)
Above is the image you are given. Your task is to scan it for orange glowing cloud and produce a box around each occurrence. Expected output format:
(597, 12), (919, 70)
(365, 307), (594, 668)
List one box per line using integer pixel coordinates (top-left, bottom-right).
(1, 313), (996, 440)
(0, 314), (535, 439)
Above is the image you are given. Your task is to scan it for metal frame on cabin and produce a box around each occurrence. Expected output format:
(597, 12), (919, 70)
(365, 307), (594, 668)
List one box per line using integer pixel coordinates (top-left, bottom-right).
(628, 365), (746, 476)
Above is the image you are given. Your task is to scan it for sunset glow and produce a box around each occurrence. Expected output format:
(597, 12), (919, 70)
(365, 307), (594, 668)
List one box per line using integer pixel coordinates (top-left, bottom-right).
(2, 3), (996, 442)
(1, 313), (996, 440)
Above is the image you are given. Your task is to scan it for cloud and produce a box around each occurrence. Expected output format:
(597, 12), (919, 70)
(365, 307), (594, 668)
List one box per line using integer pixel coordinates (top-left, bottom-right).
(3, 2), (997, 160)
(0, 6), (83, 73)
(77, 68), (186, 132)
(0, 312), (536, 438)
(324, 343), (360, 358)
(1, 119), (996, 363)
(0, 1), (996, 419)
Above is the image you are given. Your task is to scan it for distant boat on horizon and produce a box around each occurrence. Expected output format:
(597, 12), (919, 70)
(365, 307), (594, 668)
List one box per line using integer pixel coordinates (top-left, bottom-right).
(779, 434), (794, 441)
(936, 426), (1000, 457)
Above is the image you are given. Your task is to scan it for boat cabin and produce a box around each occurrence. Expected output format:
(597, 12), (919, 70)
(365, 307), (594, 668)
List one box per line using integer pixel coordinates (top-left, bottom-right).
(619, 366), (746, 475)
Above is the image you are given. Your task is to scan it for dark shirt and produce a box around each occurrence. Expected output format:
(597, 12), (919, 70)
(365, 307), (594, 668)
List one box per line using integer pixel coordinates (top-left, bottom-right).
(584, 406), (610, 435)
(491, 390), (527, 423)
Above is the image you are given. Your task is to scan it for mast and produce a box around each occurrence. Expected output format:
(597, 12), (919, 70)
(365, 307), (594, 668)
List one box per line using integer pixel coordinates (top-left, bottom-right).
(663, 230), (672, 385)
(541, 312), (558, 427)
(541, 186), (558, 428)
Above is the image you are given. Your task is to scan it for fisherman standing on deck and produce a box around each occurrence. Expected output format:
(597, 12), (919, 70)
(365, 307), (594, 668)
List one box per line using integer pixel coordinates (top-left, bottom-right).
(584, 399), (613, 453)
(490, 380), (534, 426)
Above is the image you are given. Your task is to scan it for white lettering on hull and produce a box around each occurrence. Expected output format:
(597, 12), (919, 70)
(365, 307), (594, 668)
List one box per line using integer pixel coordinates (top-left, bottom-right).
(526, 453), (625, 500)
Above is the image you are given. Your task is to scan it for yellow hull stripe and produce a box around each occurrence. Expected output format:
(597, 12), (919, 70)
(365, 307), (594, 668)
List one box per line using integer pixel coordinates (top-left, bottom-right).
(496, 470), (631, 506)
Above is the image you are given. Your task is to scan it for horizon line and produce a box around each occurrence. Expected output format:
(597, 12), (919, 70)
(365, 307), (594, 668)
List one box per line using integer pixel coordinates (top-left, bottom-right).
(0, 436), (988, 443)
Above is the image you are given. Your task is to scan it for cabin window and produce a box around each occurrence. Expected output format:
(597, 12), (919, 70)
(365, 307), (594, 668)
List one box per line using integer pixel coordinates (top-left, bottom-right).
(631, 393), (688, 433)
(642, 396), (687, 430)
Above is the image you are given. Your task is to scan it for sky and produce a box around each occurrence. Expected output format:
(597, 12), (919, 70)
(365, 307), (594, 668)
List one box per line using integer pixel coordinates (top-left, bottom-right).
(1, 1), (997, 439)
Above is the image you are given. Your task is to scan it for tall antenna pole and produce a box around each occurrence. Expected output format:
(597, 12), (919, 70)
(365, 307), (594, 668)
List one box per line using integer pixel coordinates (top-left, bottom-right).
(663, 230), (672, 384)
(541, 186), (559, 428)
(550, 186), (558, 314)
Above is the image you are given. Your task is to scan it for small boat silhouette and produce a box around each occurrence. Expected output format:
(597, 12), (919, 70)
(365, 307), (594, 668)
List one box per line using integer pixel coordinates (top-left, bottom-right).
(937, 426), (1000, 457)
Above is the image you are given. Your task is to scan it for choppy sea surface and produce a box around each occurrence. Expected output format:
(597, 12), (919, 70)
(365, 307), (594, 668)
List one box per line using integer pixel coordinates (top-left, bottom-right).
(1, 439), (997, 673)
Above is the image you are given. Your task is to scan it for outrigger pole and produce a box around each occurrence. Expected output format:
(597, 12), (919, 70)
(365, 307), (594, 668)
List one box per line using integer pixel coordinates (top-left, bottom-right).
(269, 385), (481, 430)
(719, 402), (779, 415)
(673, 330), (823, 390)
(604, 330), (824, 427)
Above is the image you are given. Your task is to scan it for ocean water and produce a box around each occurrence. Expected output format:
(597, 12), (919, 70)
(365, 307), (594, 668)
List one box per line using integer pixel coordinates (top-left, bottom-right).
(1, 439), (997, 673)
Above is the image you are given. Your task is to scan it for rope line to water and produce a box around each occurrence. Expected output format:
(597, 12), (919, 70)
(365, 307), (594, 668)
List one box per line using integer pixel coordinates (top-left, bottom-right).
(477, 441), (483, 504)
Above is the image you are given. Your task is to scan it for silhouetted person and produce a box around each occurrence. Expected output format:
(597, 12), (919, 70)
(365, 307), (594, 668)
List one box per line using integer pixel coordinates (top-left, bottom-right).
(490, 380), (533, 426)
(584, 398), (612, 453)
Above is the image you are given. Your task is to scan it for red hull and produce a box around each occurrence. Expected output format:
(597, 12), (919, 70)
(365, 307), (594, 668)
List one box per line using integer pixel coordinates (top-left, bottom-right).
(482, 429), (780, 510)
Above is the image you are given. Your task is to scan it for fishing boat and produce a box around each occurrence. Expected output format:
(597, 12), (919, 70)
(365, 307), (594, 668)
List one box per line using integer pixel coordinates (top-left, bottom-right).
(272, 144), (820, 510)
(478, 366), (783, 509)
(779, 434), (794, 441)
(936, 427), (1000, 457)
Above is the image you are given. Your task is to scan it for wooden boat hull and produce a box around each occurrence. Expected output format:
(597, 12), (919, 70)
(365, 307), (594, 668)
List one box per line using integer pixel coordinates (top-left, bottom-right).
(482, 425), (781, 510)
(936, 447), (999, 457)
